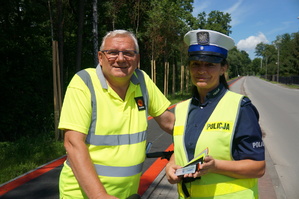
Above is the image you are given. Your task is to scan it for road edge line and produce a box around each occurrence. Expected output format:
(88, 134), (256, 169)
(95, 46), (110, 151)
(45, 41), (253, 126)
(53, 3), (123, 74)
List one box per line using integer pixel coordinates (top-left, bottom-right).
(0, 155), (66, 196)
(138, 144), (174, 196)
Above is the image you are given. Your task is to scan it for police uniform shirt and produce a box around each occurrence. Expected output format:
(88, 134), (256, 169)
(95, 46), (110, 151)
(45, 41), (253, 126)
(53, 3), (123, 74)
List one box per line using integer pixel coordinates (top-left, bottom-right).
(184, 84), (265, 161)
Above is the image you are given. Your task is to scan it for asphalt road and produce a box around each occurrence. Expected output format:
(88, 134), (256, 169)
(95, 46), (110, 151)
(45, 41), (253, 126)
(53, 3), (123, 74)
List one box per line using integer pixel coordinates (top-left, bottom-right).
(231, 76), (299, 199)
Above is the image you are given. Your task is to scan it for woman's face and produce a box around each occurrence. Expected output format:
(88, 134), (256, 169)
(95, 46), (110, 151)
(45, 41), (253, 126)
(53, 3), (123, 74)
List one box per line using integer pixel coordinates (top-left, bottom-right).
(189, 60), (227, 92)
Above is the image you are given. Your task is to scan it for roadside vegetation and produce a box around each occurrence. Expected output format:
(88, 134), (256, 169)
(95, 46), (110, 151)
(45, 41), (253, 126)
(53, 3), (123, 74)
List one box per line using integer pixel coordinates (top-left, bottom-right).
(260, 77), (299, 89)
(167, 93), (191, 105)
(286, 84), (299, 89)
(0, 134), (65, 185)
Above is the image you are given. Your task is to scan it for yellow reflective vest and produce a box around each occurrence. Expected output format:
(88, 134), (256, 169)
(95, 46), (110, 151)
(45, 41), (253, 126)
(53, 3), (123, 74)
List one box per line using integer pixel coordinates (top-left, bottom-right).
(174, 91), (258, 199)
(59, 66), (170, 199)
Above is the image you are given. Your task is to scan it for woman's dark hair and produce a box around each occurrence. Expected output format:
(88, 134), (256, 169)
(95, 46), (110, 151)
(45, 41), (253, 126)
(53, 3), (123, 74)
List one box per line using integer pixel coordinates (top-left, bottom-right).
(191, 59), (229, 96)
(220, 59), (229, 89)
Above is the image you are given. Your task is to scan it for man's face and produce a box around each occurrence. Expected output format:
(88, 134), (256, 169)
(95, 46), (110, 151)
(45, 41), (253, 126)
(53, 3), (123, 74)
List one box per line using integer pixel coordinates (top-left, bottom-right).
(98, 35), (139, 83)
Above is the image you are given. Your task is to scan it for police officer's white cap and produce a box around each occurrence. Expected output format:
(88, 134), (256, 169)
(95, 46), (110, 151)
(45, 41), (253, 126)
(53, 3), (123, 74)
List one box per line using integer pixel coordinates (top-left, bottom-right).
(184, 29), (235, 63)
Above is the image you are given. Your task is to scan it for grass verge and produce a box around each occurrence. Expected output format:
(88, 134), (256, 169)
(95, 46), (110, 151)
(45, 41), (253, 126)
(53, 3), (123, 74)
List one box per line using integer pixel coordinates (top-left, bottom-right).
(260, 77), (299, 89)
(168, 92), (191, 105)
(0, 133), (65, 185)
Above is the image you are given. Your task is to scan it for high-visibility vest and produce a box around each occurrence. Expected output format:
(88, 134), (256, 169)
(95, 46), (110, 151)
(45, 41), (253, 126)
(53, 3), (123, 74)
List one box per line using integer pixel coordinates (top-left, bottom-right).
(174, 91), (258, 199)
(63, 66), (149, 198)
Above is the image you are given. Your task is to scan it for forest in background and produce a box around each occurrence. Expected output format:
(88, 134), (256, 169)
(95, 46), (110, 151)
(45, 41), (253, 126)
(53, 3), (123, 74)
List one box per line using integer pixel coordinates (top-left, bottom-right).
(1, 0), (299, 142)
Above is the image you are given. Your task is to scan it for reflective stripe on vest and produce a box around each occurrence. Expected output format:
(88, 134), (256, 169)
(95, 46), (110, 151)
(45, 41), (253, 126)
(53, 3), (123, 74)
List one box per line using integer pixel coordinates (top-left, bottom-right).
(86, 130), (146, 146)
(173, 99), (191, 166)
(174, 91), (258, 198)
(177, 178), (258, 198)
(66, 160), (143, 177)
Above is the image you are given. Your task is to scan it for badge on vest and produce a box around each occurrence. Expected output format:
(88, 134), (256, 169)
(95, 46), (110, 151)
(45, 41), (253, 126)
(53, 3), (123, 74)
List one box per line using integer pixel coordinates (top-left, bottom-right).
(135, 97), (146, 111)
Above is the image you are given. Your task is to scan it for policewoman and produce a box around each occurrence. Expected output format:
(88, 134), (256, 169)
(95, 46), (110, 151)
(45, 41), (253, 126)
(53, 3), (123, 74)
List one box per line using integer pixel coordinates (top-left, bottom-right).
(165, 30), (265, 199)
(58, 30), (174, 199)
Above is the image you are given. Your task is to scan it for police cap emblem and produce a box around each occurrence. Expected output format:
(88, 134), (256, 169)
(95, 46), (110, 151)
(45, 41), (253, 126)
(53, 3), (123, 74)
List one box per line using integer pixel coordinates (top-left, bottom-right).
(197, 32), (209, 45)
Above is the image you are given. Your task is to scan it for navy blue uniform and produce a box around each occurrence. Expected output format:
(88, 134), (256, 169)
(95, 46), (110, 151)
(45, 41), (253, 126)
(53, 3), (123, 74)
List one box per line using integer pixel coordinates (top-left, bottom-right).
(184, 84), (265, 161)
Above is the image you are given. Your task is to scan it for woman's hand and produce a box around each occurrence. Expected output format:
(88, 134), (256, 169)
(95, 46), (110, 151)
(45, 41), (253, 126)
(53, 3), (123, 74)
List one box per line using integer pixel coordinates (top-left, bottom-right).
(184, 155), (265, 179)
(165, 154), (183, 184)
(184, 156), (216, 178)
(165, 162), (183, 184)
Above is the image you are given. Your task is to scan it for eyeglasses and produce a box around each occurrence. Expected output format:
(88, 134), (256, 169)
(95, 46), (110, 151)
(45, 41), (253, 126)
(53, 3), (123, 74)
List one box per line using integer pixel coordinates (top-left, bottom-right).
(101, 50), (138, 60)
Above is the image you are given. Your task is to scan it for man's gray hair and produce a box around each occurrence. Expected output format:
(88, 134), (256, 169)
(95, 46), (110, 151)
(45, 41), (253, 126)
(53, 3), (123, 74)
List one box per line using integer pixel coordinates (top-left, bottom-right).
(100, 30), (139, 53)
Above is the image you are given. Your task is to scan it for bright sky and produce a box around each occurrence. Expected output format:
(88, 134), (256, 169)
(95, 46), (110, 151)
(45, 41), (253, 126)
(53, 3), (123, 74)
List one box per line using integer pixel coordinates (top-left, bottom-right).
(192, 0), (299, 59)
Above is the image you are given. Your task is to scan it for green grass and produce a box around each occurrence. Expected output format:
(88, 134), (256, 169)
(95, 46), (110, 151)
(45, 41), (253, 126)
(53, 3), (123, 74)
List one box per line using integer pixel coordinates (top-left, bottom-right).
(260, 77), (299, 89)
(168, 92), (191, 105)
(0, 133), (65, 184)
(287, 84), (299, 89)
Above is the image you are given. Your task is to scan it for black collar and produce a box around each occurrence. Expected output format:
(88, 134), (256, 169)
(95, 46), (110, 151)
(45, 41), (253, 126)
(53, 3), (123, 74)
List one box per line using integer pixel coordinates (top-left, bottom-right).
(192, 84), (224, 106)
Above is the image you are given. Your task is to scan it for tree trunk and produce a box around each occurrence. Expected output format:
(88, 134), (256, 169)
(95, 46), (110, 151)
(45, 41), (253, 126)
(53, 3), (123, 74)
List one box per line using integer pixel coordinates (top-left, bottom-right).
(52, 41), (63, 141)
(49, 0), (62, 140)
(151, 59), (153, 80)
(151, 40), (156, 83)
(172, 62), (175, 97)
(164, 62), (169, 96)
(75, 0), (85, 72)
(153, 60), (156, 84)
(92, 0), (98, 66)
(186, 69), (189, 93)
(57, 0), (64, 92)
(48, 0), (54, 40)
(180, 65), (184, 94)
(135, 0), (140, 35)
